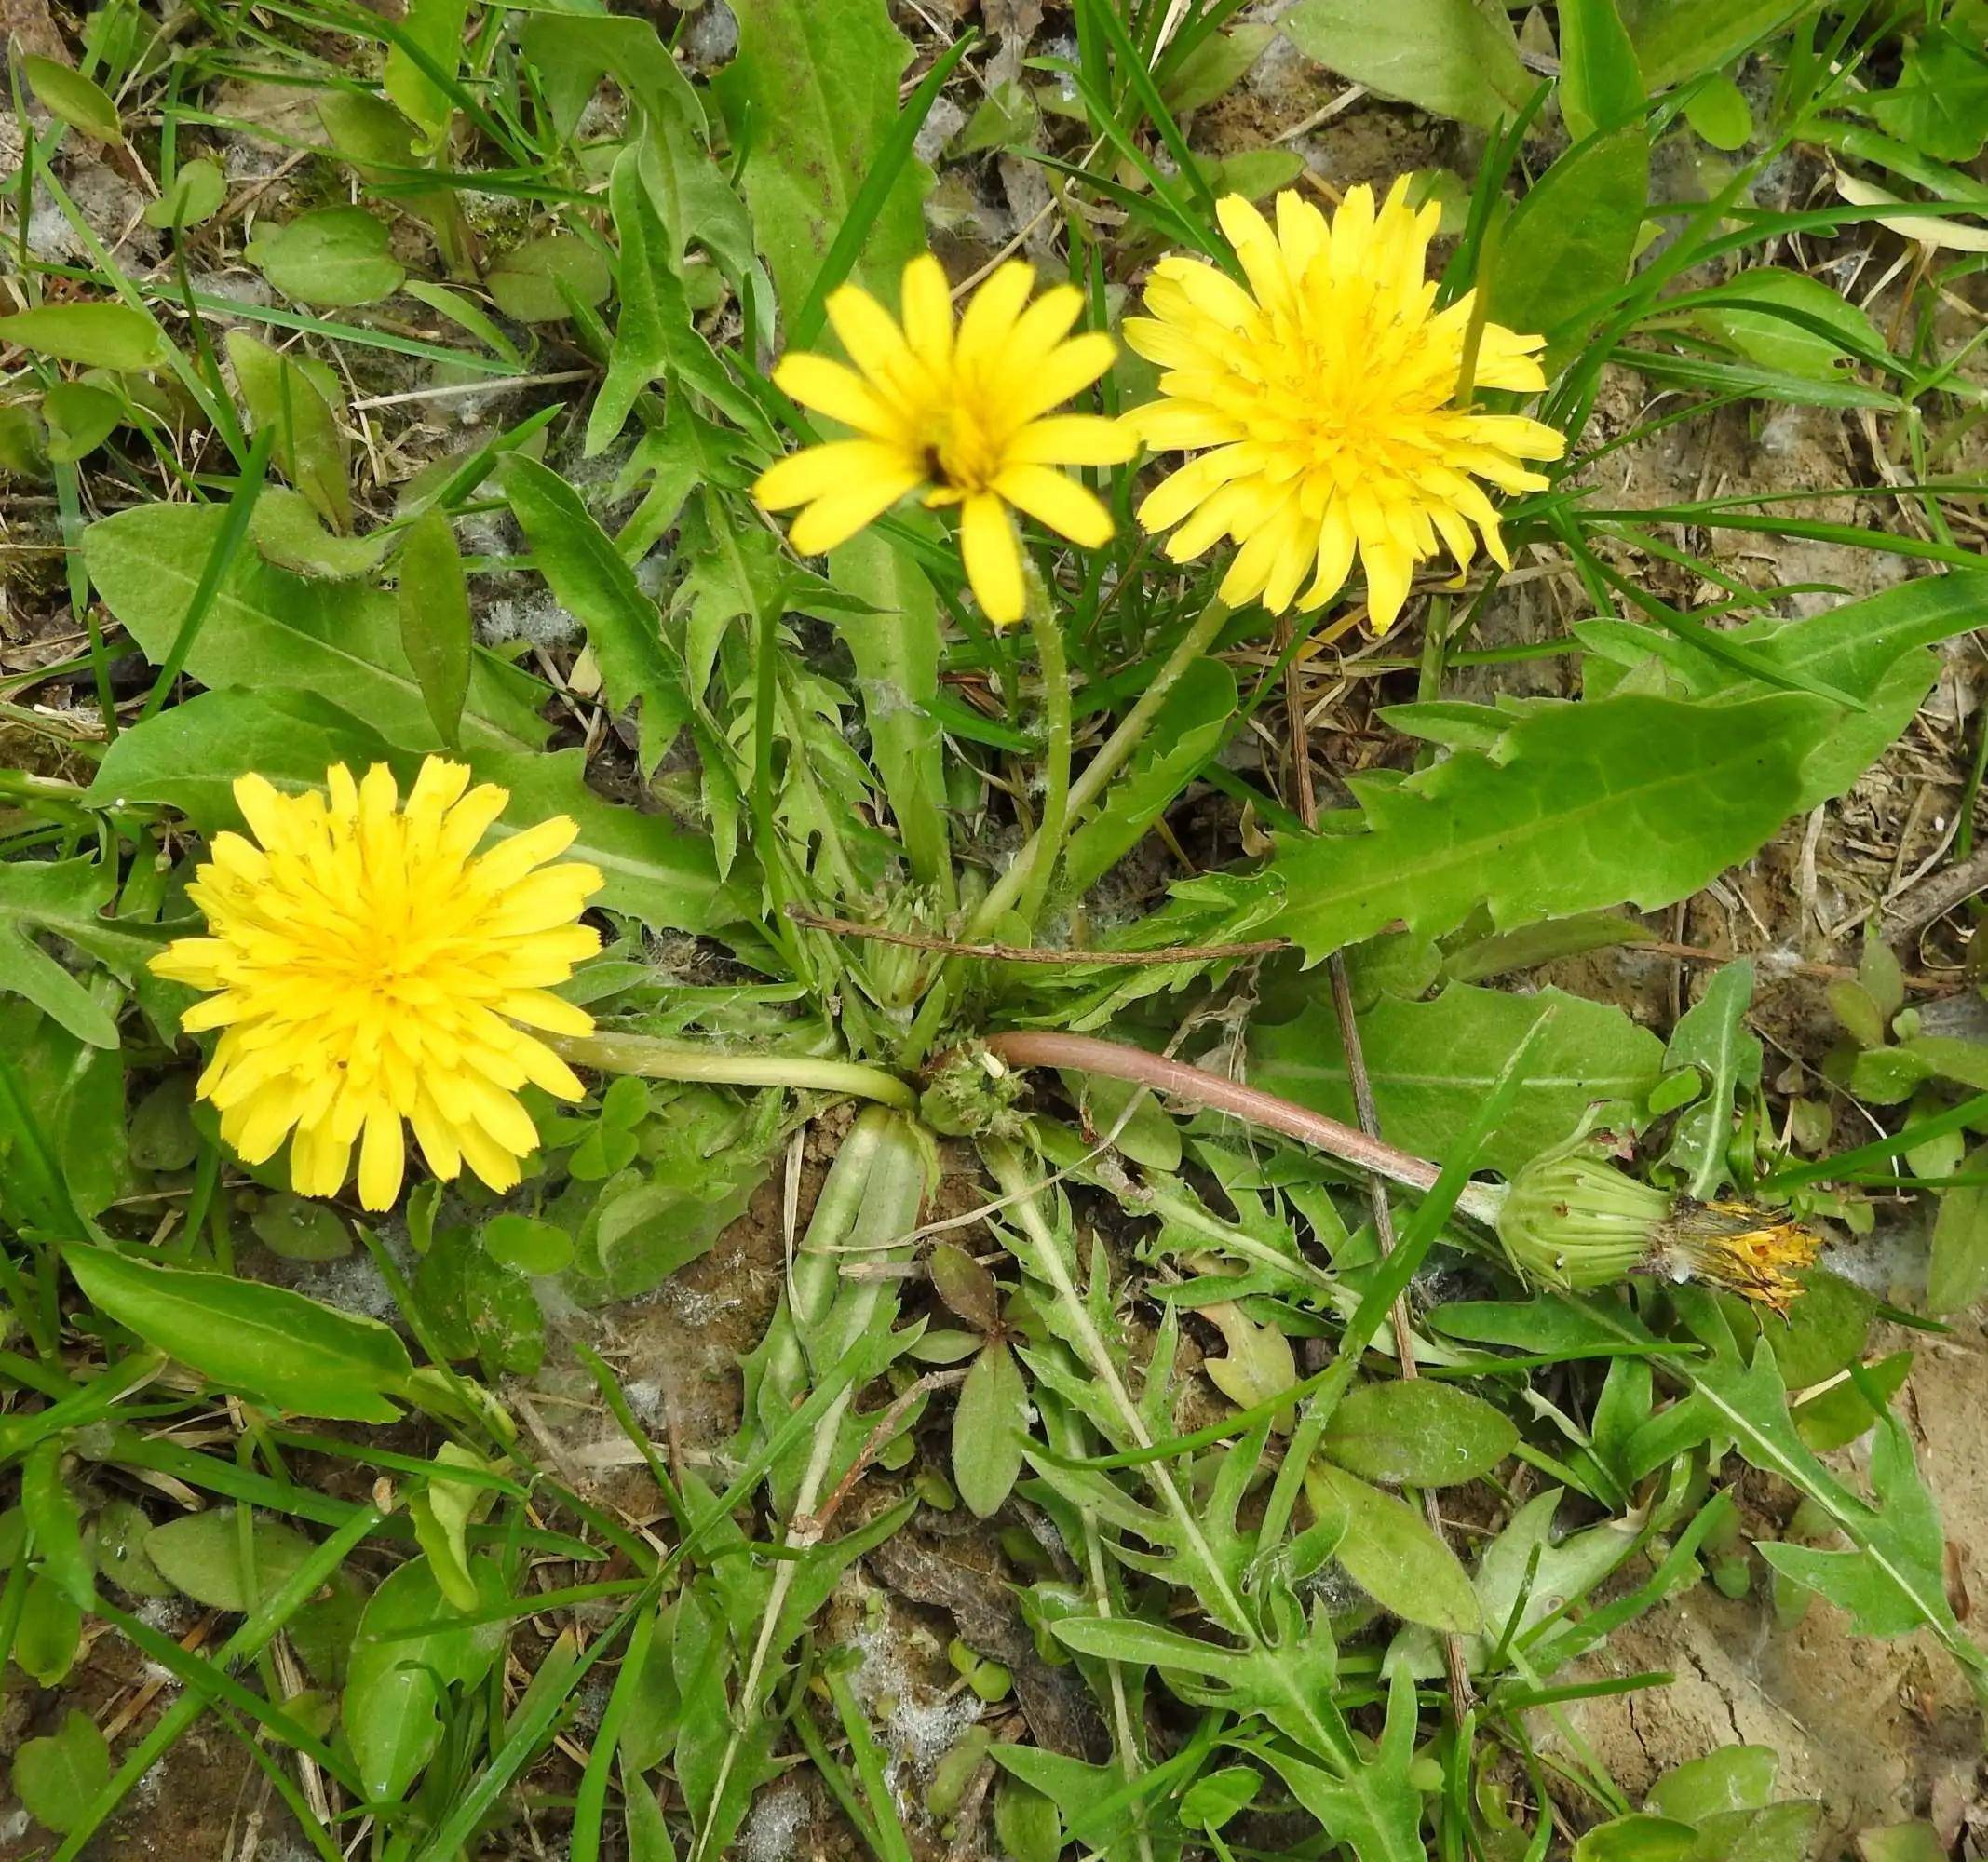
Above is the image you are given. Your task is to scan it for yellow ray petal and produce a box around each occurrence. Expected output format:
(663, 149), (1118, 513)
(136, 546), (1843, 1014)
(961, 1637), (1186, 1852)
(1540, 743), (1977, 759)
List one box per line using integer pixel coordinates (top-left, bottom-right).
(960, 492), (1026, 626)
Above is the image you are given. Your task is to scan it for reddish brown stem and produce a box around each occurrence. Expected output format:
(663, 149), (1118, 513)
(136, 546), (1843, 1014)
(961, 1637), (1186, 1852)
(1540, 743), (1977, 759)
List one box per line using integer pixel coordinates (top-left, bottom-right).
(978, 1029), (1505, 1224)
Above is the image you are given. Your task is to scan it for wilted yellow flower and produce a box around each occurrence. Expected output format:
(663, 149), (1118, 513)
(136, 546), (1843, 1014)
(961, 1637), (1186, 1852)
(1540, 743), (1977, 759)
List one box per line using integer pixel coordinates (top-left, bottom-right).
(755, 254), (1132, 626)
(153, 759), (602, 1210)
(1661, 1203), (1822, 1314)
(1123, 182), (1567, 629)
(1496, 1140), (1820, 1312)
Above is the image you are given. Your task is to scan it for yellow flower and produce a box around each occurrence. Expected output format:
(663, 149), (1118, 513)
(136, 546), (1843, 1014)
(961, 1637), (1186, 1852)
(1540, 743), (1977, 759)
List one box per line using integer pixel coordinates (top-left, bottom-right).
(1661, 1203), (1821, 1315)
(755, 255), (1133, 626)
(152, 759), (602, 1210)
(1123, 182), (1568, 629)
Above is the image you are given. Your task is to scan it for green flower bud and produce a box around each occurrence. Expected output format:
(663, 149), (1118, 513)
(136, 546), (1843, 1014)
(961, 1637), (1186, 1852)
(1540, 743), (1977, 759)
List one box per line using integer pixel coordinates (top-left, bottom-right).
(1496, 1140), (1670, 1291)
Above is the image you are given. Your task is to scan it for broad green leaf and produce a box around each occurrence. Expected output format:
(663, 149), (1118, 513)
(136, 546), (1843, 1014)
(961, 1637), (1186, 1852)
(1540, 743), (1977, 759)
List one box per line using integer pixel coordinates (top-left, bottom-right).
(1310, 1464), (1481, 1632)
(250, 1191), (354, 1262)
(1558, 0), (1644, 141)
(1487, 124), (1648, 359)
(1615, 0), (1805, 89)
(514, 7), (706, 142)
(1319, 1380), (1518, 1487)
(993, 1774), (1063, 1862)
(1755, 1411), (1954, 1641)
(86, 689), (730, 931)
(1695, 268), (1888, 380)
(1179, 1765), (1261, 1832)
(1161, 24), (1276, 114)
(313, 92), (471, 273)
(247, 208), (406, 307)
(588, 144), (674, 455)
(1251, 1670), (1426, 1862)
(1049, 1613), (1247, 1679)
(343, 1555), (506, 1801)
(41, 381), (121, 464)
(1459, 1487), (1634, 1668)
(1863, 28), (1988, 164)
(587, 146), (770, 454)
(144, 1507), (315, 1610)
(250, 487), (388, 579)
(384, 0), (469, 144)
(1658, 959), (1760, 1198)
(22, 1438), (92, 1609)
(482, 1213), (572, 1275)
(1200, 1302), (1295, 1413)
(1763, 1267), (1873, 1392)
(721, 0), (930, 312)
(1645, 1744), (1779, 1818)
(15, 1574), (82, 1684)
(396, 509), (471, 749)
(24, 55), (120, 142)
(637, 109), (758, 287)
(1442, 909), (1657, 981)
(0, 1003), (132, 1218)
(1265, 692), (1835, 965)
(0, 857), (126, 1046)
(84, 502), (548, 754)
(96, 1499), (174, 1599)
(1572, 1815), (1697, 1862)
(1928, 1147), (1988, 1315)
(0, 302), (165, 371)
(64, 1245), (414, 1423)
(500, 453), (688, 773)
(407, 1444), (494, 1610)
(1281, 0), (1532, 131)
(227, 331), (352, 532)
(1578, 572), (1988, 809)
(1192, 145), (1307, 204)
(11, 1710), (110, 1833)
(486, 234), (612, 323)
(1429, 1295), (1652, 1356)
(1684, 74), (1752, 150)
(1061, 658), (1236, 901)
(953, 1341), (1027, 1518)
(143, 156), (227, 230)
(1254, 983), (1664, 1174)
(413, 1223), (543, 1374)
(1793, 1348), (1912, 1453)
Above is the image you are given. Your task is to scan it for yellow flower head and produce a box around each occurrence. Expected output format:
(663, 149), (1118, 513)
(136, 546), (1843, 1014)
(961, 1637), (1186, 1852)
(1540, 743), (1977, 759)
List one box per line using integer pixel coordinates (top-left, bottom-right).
(1124, 182), (1568, 629)
(152, 759), (603, 1210)
(1659, 1202), (1822, 1315)
(755, 254), (1134, 626)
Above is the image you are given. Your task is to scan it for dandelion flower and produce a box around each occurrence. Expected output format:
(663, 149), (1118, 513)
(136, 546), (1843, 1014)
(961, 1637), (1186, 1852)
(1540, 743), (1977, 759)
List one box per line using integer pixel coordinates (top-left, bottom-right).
(1496, 1140), (1819, 1312)
(1123, 182), (1568, 629)
(152, 759), (603, 1210)
(755, 255), (1133, 626)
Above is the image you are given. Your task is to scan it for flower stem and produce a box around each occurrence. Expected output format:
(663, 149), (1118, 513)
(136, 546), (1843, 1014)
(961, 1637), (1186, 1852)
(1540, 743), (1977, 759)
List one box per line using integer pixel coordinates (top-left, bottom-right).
(1015, 587), (1071, 931)
(967, 595), (1232, 940)
(979, 1028), (1507, 1224)
(899, 597), (1235, 1067)
(549, 1032), (915, 1112)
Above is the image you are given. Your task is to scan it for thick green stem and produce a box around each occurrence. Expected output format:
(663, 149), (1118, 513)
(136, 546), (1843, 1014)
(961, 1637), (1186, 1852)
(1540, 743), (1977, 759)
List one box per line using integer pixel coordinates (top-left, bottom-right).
(900, 597), (1235, 1064)
(968, 596), (1231, 940)
(548, 1031), (914, 1111)
(1015, 589), (1071, 931)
